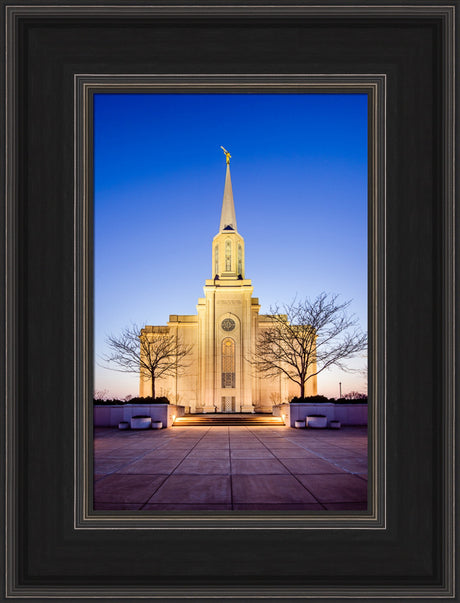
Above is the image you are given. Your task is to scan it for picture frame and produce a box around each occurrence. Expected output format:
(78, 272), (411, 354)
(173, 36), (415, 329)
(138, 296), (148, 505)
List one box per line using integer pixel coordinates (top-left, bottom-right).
(80, 74), (382, 528)
(2, 2), (456, 599)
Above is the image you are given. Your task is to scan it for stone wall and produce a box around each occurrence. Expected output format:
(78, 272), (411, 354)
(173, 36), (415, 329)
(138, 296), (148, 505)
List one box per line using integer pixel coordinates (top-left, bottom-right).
(94, 404), (185, 428)
(273, 403), (368, 427)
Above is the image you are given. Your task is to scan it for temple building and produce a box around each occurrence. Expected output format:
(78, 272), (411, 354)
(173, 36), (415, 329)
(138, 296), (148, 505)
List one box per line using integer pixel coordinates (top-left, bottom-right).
(140, 151), (317, 413)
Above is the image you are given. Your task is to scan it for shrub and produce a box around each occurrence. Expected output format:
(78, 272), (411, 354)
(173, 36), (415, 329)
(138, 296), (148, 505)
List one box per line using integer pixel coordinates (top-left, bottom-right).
(93, 396), (171, 405)
(334, 397), (368, 404)
(289, 394), (368, 404)
(344, 391), (367, 400)
(126, 396), (170, 405)
(290, 395), (330, 404)
(153, 396), (170, 405)
(93, 398), (125, 405)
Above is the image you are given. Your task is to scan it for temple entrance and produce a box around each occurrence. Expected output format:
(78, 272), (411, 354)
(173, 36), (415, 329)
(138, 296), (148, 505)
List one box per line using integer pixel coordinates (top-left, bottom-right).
(221, 396), (236, 412)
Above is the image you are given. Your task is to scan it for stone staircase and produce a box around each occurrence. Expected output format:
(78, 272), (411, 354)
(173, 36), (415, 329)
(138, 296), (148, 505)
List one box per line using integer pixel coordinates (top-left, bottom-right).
(173, 413), (285, 427)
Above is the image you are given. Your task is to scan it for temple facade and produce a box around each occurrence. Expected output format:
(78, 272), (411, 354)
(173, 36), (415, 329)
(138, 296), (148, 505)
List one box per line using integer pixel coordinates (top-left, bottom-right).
(140, 155), (317, 413)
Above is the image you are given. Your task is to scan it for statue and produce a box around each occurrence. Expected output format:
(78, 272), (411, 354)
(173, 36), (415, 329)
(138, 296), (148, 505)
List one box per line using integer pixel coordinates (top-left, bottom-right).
(220, 146), (231, 164)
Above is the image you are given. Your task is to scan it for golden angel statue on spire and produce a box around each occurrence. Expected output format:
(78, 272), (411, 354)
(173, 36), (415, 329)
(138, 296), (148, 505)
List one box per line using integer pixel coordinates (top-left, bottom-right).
(220, 146), (231, 164)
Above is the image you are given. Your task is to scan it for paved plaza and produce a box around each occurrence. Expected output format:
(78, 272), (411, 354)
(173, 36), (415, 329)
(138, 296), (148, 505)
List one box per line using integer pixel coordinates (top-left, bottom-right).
(94, 425), (368, 511)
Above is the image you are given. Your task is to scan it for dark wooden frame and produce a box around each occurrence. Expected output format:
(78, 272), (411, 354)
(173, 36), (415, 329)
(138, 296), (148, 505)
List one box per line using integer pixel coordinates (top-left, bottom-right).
(2, 2), (456, 599)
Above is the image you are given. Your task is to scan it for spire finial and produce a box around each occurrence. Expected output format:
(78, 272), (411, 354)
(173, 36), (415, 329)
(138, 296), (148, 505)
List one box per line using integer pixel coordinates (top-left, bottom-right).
(220, 146), (231, 165)
(218, 149), (237, 233)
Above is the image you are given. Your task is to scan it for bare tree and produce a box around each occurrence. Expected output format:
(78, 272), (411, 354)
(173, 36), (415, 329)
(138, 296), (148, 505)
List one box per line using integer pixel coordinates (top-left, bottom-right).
(102, 323), (193, 399)
(343, 391), (367, 400)
(250, 293), (367, 399)
(93, 388), (109, 401)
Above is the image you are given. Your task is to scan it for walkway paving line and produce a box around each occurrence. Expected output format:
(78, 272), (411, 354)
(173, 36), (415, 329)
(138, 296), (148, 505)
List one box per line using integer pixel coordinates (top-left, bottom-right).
(247, 428), (328, 510)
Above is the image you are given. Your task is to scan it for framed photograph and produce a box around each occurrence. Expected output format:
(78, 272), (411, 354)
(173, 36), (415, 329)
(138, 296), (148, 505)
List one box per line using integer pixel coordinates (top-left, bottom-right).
(2, 1), (456, 599)
(86, 79), (377, 523)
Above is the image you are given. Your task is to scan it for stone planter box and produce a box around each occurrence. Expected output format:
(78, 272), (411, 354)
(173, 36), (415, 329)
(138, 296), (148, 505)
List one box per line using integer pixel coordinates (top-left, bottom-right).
(118, 421), (130, 430)
(274, 402), (368, 428)
(123, 404), (185, 429)
(306, 415), (327, 428)
(130, 416), (152, 429)
(333, 404), (368, 426)
(93, 405), (124, 427)
(94, 404), (185, 428)
(294, 419), (305, 428)
(151, 421), (163, 429)
(329, 420), (341, 429)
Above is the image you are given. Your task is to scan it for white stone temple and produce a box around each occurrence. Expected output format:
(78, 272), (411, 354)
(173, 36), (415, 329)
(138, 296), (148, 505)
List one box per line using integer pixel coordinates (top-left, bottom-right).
(140, 153), (317, 413)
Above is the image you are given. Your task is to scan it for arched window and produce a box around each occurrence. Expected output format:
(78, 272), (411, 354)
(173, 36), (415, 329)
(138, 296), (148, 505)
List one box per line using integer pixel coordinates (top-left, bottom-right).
(225, 240), (232, 271)
(221, 338), (235, 388)
(237, 244), (242, 275)
(214, 245), (219, 276)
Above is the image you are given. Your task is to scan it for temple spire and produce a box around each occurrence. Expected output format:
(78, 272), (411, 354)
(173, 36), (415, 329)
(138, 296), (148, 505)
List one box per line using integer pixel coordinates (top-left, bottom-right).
(219, 148), (237, 233)
(212, 149), (245, 280)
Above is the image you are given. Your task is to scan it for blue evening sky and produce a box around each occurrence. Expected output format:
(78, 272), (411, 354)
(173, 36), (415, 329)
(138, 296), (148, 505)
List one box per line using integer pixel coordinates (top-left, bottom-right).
(94, 93), (368, 399)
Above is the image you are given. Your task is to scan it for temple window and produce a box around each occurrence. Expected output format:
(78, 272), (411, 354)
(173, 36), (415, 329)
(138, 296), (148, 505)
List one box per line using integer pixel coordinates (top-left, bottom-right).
(225, 240), (232, 271)
(214, 245), (219, 276)
(221, 338), (235, 388)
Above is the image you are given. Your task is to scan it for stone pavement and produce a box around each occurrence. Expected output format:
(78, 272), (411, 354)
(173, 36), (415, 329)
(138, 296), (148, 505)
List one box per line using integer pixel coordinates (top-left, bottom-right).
(94, 425), (368, 511)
